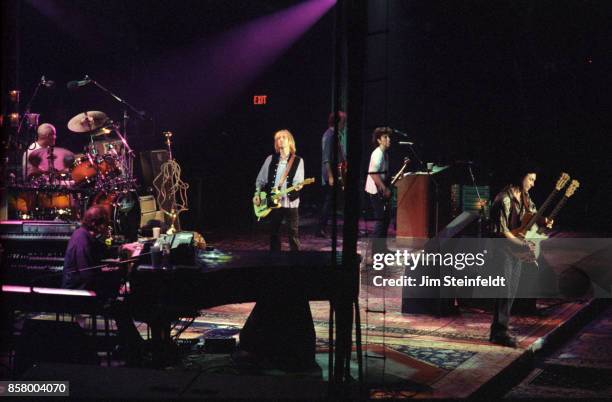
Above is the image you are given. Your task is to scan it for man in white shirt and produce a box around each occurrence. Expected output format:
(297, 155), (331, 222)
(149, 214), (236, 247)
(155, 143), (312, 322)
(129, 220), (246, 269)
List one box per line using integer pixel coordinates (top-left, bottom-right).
(22, 123), (57, 180)
(365, 127), (393, 254)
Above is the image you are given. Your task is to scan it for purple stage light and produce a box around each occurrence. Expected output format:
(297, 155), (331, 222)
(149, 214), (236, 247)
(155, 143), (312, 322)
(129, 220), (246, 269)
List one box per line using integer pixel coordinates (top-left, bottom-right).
(148, 0), (336, 124)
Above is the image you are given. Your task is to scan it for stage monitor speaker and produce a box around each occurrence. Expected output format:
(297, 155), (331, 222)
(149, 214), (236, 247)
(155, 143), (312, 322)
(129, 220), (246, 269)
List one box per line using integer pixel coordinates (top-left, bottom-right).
(401, 211), (480, 316)
(240, 296), (316, 371)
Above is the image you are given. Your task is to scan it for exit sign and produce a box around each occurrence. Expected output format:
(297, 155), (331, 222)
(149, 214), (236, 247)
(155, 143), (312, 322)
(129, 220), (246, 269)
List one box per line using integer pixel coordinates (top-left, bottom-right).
(253, 95), (267, 105)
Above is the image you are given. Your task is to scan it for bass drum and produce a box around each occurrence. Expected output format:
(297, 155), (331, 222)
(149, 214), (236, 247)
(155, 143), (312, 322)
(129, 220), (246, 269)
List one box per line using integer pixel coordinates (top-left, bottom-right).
(91, 190), (140, 241)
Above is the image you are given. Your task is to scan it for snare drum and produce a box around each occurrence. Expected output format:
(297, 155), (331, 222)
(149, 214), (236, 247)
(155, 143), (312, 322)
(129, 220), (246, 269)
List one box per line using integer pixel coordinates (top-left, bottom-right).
(72, 154), (97, 183)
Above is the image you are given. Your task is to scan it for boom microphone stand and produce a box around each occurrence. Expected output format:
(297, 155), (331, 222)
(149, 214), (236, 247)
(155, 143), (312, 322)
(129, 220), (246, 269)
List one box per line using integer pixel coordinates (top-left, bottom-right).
(78, 75), (148, 178)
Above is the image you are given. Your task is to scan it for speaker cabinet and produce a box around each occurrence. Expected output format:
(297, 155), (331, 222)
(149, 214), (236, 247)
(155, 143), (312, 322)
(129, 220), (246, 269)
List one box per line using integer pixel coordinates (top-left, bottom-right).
(401, 212), (480, 316)
(139, 150), (169, 188)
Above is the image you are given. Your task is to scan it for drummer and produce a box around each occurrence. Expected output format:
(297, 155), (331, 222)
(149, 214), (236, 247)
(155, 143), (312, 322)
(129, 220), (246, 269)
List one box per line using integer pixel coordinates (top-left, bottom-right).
(22, 123), (57, 180)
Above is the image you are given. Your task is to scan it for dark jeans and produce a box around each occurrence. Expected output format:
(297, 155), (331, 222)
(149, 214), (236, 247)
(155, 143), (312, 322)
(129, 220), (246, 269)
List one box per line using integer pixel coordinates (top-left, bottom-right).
(105, 299), (144, 350)
(490, 252), (523, 337)
(269, 207), (300, 251)
(369, 193), (391, 253)
(317, 185), (343, 232)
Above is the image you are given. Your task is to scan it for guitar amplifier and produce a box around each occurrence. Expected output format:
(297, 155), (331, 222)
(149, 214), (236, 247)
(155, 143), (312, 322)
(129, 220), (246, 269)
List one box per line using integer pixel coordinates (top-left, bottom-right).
(140, 211), (166, 228)
(139, 195), (157, 214)
(138, 195), (166, 227)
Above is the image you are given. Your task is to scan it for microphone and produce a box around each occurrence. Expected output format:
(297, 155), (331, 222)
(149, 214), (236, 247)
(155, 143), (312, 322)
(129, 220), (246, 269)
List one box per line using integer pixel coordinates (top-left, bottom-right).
(392, 128), (410, 138)
(40, 76), (55, 88)
(67, 76), (92, 90)
(398, 141), (414, 146)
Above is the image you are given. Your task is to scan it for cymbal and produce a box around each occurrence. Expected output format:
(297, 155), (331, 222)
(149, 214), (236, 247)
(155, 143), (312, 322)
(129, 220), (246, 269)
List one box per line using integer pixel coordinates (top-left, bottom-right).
(28, 147), (74, 172)
(67, 111), (109, 133)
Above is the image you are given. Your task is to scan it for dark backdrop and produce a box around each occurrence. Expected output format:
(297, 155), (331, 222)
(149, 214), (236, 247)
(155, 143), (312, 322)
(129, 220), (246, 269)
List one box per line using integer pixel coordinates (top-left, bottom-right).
(3, 0), (611, 232)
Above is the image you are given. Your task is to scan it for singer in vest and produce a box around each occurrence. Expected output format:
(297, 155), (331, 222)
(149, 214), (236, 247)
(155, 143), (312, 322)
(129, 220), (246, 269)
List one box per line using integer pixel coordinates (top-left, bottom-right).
(253, 130), (305, 251)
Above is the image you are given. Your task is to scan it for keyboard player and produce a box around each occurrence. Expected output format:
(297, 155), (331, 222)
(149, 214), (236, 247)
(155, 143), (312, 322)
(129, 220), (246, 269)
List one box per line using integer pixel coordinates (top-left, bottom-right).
(62, 205), (144, 365)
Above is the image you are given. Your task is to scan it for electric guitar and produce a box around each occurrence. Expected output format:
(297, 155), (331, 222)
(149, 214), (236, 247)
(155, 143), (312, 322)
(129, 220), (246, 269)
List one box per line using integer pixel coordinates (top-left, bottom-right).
(511, 173), (570, 261)
(253, 178), (315, 221)
(511, 172), (570, 239)
(536, 179), (579, 235)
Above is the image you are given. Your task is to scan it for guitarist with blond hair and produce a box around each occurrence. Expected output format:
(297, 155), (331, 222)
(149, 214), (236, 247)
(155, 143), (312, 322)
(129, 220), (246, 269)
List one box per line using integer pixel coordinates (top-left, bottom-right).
(253, 129), (305, 251)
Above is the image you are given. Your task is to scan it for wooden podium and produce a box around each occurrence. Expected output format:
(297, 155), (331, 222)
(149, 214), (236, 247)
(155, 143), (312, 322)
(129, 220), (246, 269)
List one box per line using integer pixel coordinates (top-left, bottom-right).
(395, 166), (449, 239)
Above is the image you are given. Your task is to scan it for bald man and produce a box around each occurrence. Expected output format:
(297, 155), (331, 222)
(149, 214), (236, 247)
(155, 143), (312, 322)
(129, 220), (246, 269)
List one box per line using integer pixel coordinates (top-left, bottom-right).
(22, 123), (57, 180)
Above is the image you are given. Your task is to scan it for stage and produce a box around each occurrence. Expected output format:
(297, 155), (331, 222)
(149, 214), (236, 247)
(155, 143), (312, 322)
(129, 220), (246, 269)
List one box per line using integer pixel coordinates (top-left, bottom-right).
(3, 0), (612, 398)
(5, 217), (609, 399)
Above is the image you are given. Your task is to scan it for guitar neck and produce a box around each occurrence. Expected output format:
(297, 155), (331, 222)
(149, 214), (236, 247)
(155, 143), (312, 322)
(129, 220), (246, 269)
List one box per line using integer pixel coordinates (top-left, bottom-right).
(526, 189), (557, 229)
(272, 180), (312, 198)
(275, 184), (300, 197)
(548, 196), (568, 221)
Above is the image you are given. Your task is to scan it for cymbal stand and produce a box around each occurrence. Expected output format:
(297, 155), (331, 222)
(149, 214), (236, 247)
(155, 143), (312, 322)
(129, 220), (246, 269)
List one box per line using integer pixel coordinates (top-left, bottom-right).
(108, 121), (135, 180)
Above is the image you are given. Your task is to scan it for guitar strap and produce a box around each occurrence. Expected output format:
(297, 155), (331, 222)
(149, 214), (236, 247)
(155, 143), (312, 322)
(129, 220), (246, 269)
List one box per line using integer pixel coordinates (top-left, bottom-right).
(277, 153), (295, 188)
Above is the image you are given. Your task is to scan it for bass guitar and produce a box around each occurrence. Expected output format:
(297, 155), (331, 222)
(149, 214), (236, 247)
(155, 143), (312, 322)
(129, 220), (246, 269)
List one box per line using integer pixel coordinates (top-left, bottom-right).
(253, 178), (315, 221)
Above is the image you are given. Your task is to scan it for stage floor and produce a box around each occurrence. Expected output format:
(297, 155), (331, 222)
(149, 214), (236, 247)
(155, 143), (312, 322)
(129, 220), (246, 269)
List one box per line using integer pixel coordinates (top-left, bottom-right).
(7, 220), (609, 398)
(168, 223), (605, 398)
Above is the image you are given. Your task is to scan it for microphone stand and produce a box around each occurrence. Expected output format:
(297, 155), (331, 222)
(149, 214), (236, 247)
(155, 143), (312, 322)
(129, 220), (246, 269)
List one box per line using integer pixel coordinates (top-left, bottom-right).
(14, 80), (45, 160)
(391, 157), (410, 186)
(84, 76), (147, 178)
(17, 80), (43, 136)
(405, 143), (440, 235)
(465, 163), (485, 237)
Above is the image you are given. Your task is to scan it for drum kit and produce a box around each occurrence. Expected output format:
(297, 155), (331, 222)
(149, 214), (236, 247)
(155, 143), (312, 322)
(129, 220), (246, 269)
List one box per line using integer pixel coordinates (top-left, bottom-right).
(11, 111), (138, 233)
